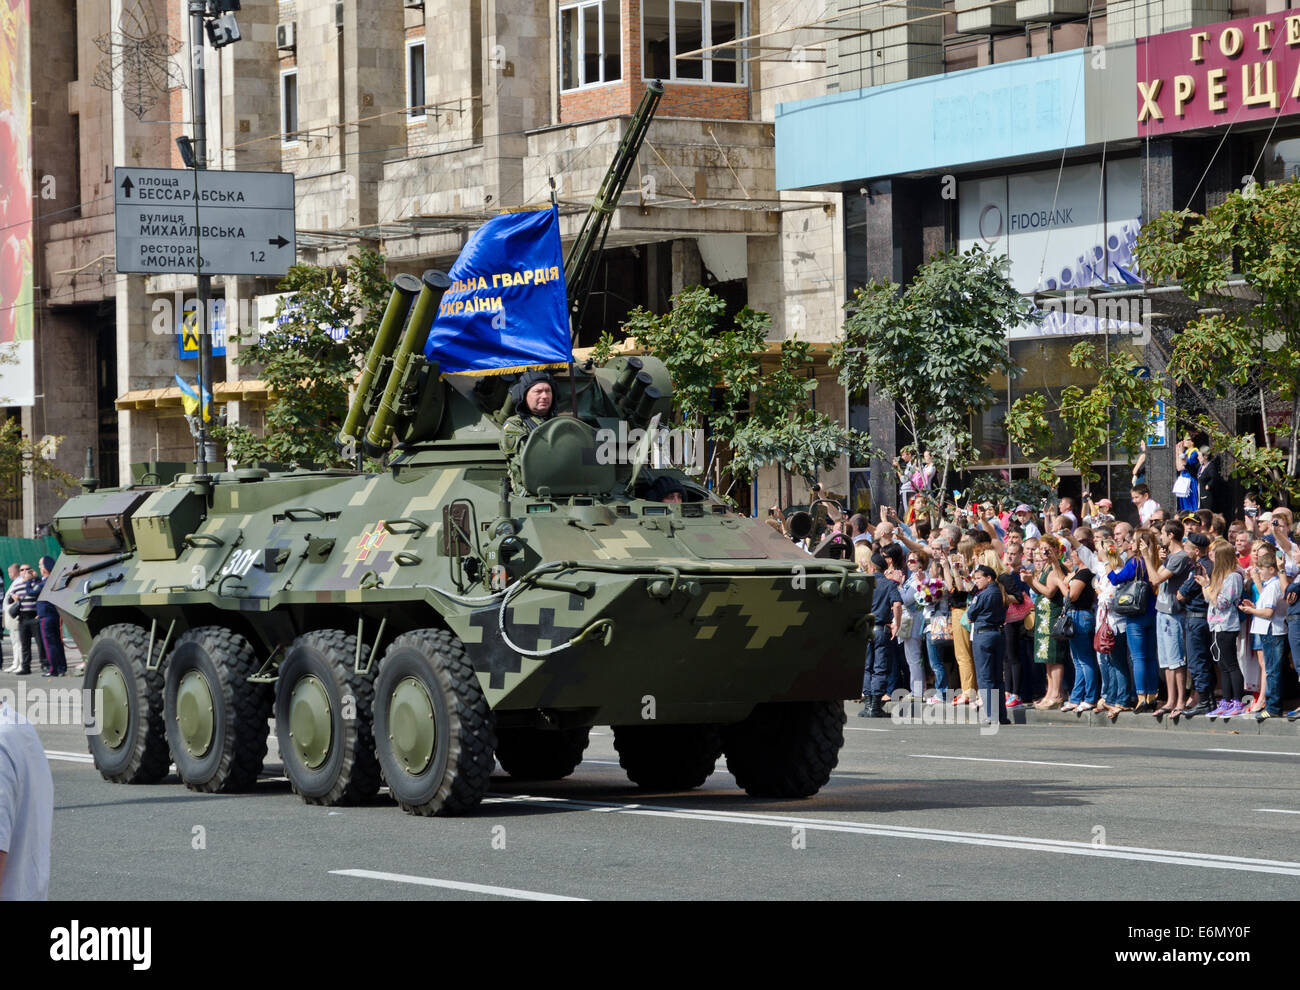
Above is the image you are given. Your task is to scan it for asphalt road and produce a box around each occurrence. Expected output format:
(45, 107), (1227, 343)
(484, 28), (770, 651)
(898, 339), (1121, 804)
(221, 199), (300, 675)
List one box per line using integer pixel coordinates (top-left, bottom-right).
(16, 671), (1300, 902)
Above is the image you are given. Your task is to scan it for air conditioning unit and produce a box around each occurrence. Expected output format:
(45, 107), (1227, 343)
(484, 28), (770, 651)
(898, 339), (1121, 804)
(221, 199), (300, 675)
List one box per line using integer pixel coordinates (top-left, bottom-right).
(276, 20), (296, 51)
(404, 0), (425, 8)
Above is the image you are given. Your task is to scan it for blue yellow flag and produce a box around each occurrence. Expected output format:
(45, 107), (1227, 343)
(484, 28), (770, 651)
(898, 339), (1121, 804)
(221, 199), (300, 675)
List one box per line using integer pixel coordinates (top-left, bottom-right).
(422, 206), (572, 374)
(175, 374), (213, 422)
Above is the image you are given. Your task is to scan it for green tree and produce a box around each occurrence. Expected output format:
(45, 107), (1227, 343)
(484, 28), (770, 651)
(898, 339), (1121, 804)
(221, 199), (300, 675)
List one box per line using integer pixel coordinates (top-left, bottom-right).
(832, 246), (1030, 510)
(1005, 341), (1169, 489)
(217, 250), (390, 468)
(611, 287), (876, 493)
(1136, 179), (1300, 500)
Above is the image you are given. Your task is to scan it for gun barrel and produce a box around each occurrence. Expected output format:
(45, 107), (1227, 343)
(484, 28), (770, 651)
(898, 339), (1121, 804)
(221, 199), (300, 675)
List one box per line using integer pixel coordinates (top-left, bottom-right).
(339, 273), (423, 447)
(364, 270), (452, 456)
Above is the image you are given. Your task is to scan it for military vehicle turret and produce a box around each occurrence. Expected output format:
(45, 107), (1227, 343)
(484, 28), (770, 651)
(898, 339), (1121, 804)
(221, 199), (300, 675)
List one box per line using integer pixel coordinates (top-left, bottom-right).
(46, 84), (871, 816)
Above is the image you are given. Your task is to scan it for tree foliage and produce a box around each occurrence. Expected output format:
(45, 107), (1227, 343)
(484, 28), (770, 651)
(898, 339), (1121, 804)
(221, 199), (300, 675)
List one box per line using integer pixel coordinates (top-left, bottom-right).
(0, 345), (77, 502)
(616, 287), (877, 488)
(217, 250), (390, 468)
(1005, 341), (1169, 488)
(1136, 179), (1300, 500)
(0, 419), (78, 503)
(832, 246), (1030, 508)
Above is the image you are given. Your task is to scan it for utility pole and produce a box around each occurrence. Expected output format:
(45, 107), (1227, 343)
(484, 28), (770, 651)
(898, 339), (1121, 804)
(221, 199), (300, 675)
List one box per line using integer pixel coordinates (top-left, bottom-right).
(183, 1), (241, 483)
(188, 0), (213, 483)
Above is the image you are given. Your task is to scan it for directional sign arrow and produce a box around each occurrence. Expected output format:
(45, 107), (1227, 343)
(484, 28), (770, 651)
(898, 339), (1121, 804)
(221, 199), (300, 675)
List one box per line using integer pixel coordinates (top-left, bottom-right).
(268, 235), (290, 248)
(120, 176), (134, 198)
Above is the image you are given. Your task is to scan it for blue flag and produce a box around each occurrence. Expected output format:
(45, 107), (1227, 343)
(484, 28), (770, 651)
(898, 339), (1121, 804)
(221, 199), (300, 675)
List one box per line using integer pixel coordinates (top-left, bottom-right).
(423, 205), (572, 374)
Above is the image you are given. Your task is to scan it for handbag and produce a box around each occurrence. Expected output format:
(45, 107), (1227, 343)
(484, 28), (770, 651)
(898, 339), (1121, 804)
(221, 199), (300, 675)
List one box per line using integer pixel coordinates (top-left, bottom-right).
(1050, 611), (1076, 641)
(897, 609), (915, 639)
(1113, 559), (1151, 616)
(1172, 475), (1193, 498)
(6, 600), (17, 619)
(927, 615), (953, 641)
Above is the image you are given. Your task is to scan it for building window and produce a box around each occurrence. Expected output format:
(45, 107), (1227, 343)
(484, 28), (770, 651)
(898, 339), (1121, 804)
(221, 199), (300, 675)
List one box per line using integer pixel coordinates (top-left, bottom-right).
(643, 0), (745, 85)
(407, 41), (426, 119)
(280, 69), (298, 145)
(560, 0), (621, 91)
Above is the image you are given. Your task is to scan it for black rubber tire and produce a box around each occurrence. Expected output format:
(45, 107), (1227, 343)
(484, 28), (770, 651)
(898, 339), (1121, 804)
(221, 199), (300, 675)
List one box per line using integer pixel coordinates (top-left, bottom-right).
(612, 723), (722, 790)
(495, 727), (590, 780)
(163, 626), (272, 793)
(372, 629), (496, 816)
(274, 630), (380, 806)
(722, 701), (845, 798)
(83, 624), (170, 784)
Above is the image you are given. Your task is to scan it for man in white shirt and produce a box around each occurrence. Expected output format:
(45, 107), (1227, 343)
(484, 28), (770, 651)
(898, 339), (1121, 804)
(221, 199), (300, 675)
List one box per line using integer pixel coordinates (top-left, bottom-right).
(1131, 484), (1161, 527)
(0, 700), (53, 900)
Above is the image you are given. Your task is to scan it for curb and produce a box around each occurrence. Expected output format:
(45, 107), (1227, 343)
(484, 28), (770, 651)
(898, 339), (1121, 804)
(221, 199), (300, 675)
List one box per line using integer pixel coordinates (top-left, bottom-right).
(863, 699), (1300, 736)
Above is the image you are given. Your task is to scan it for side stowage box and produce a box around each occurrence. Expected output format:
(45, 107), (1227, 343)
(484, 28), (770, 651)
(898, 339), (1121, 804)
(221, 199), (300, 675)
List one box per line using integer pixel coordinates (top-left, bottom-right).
(51, 489), (156, 556)
(131, 488), (207, 561)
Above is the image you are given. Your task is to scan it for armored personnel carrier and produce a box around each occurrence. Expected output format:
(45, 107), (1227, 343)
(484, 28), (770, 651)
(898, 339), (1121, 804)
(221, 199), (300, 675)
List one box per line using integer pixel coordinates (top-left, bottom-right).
(45, 84), (871, 816)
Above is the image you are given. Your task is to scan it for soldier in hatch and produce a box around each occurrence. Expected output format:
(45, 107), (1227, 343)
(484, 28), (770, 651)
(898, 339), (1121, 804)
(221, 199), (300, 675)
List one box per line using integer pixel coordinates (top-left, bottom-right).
(500, 370), (557, 492)
(645, 475), (685, 504)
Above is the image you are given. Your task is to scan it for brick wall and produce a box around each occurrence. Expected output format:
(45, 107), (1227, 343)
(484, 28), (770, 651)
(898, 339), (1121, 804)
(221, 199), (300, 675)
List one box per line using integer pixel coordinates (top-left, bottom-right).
(559, 0), (750, 123)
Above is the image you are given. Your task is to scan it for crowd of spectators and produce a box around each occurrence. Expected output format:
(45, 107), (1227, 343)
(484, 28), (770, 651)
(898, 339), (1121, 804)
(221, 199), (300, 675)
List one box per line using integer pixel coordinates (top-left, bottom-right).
(815, 445), (1300, 726)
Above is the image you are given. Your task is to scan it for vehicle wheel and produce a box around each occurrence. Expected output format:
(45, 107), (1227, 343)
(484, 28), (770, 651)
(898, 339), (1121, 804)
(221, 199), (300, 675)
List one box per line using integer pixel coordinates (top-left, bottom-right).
(495, 727), (590, 780)
(372, 629), (495, 816)
(274, 630), (380, 806)
(83, 624), (170, 784)
(612, 723), (722, 790)
(722, 701), (845, 798)
(163, 626), (272, 793)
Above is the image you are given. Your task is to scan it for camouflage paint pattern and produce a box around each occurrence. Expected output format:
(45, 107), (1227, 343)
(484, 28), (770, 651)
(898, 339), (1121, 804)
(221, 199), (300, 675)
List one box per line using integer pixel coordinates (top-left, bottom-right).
(42, 366), (872, 728)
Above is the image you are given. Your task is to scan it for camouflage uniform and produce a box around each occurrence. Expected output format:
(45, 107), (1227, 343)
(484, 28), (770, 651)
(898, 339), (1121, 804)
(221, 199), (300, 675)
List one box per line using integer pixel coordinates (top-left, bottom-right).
(500, 412), (549, 493)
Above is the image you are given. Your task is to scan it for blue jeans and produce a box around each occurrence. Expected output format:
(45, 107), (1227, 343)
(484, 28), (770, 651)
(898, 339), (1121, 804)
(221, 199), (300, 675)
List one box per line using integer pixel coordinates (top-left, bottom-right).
(1125, 612), (1158, 695)
(925, 631), (950, 698)
(1102, 623), (1135, 706)
(1185, 614), (1213, 700)
(1260, 633), (1285, 715)
(1066, 609), (1099, 704)
(1156, 611), (1187, 669)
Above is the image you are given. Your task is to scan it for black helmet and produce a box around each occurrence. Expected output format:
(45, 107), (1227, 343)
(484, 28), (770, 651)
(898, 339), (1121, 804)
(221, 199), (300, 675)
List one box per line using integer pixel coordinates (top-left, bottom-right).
(509, 370), (556, 418)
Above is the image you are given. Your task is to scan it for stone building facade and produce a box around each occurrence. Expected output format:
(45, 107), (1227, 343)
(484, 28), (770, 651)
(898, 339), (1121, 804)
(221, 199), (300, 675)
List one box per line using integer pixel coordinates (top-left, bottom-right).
(17, 0), (847, 534)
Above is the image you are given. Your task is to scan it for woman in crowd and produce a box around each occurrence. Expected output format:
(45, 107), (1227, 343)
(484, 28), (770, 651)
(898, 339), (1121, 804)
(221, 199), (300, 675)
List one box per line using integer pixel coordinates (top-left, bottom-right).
(921, 549), (954, 703)
(1060, 543), (1100, 713)
(999, 570), (1033, 709)
(1029, 536), (1069, 708)
(1201, 540), (1245, 717)
(1108, 529), (1161, 712)
(898, 549), (930, 700)
(941, 538), (978, 705)
(1240, 546), (1285, 717)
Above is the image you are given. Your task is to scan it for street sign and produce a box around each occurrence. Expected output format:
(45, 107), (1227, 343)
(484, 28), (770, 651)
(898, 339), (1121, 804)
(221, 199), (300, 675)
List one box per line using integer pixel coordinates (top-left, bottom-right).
(113, 167), (296, 276)
(178, 299), (227, 359)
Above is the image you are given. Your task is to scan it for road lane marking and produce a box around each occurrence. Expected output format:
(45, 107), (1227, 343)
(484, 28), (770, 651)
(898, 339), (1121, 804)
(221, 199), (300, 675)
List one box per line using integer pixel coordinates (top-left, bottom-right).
(1256, 809), (1300, 815)
(908, 754), (1111, 769)
(844, 726), (893, 732)
(44, 750), (95, 764)
(1207, 748), (1300, 757)
(484, 795), (1300, 878)
(330, 868), (586, 901)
